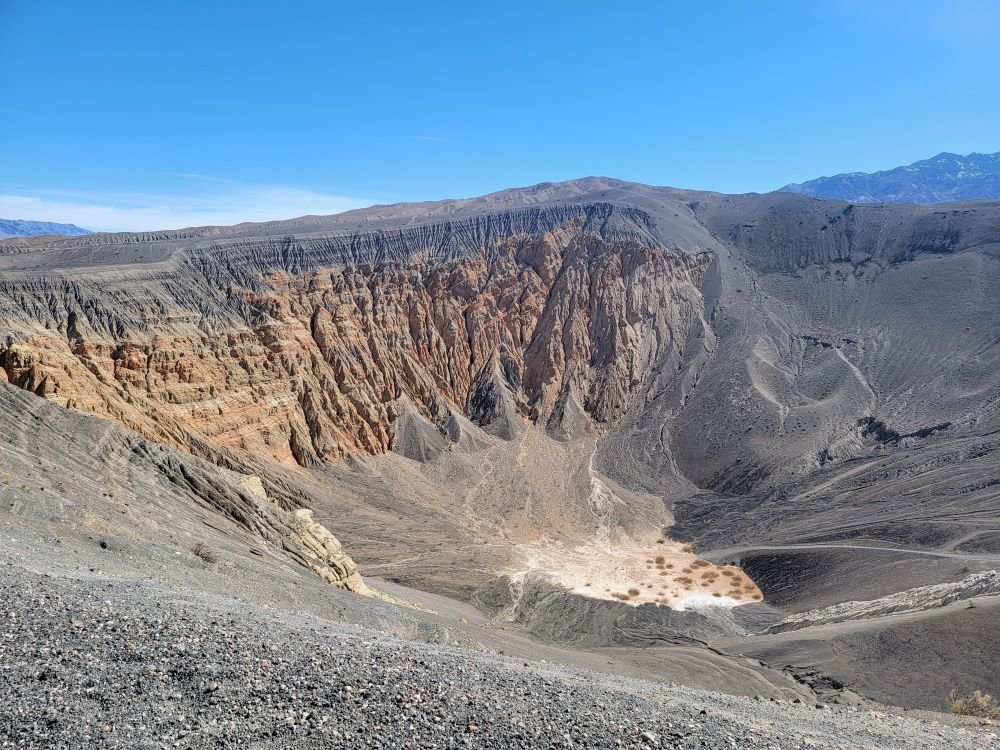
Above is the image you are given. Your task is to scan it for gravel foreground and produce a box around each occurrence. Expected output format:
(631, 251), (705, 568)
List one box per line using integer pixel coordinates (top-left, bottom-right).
(1, 568), (995, 750)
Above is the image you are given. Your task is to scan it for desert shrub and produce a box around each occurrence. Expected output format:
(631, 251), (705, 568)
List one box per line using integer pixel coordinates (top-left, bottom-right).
(611, 592), (631, 601)
(654, 556), (665, 564)
(627, 587), (641, 596)
(191, 542), (219, 563)
(949, 689), (1000, 719)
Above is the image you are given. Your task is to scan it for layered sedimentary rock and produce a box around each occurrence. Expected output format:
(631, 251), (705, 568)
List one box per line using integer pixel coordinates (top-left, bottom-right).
(0, 381), (367, 594)
(0, 206), (709, 473)
(765, 570), (1000, 633)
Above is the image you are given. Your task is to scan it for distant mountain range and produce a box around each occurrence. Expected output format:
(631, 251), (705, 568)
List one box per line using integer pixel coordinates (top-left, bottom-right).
(3, 151), (998, 238)
(780, 151), (1000, 205)
(0, 219), (92, 239)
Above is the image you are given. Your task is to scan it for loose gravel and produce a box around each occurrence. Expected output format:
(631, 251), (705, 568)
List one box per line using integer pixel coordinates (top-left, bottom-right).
(2, 567), (995, 749)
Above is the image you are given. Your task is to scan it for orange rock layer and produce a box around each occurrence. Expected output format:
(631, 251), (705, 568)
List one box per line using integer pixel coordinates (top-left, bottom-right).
(0, 221), (709, 468)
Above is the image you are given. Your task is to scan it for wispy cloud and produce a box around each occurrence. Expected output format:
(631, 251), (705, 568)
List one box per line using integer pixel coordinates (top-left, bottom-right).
(0, 178), (373, 233)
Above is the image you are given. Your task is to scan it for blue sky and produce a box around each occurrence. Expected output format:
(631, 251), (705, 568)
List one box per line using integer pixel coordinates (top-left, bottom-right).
(2, 0), (998, 231)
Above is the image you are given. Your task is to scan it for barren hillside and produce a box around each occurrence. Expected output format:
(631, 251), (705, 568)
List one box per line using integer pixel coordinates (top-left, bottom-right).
(2, 178), (998, 716)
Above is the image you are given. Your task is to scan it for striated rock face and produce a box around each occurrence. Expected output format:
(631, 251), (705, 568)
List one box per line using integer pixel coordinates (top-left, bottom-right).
(0, 206), (710, 469)
(472, 571), (746, 646)
(288, 508), (367, 592)
(0, 381), (367, 594)
(765, 570), (1000, 633)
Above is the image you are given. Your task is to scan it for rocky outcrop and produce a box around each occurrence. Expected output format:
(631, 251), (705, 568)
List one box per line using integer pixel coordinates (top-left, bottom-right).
(0, 381), (368, 594)
(765, 570), (1000, 633)
(472, 572), (746, 646)
(289, 508), (367, 591)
